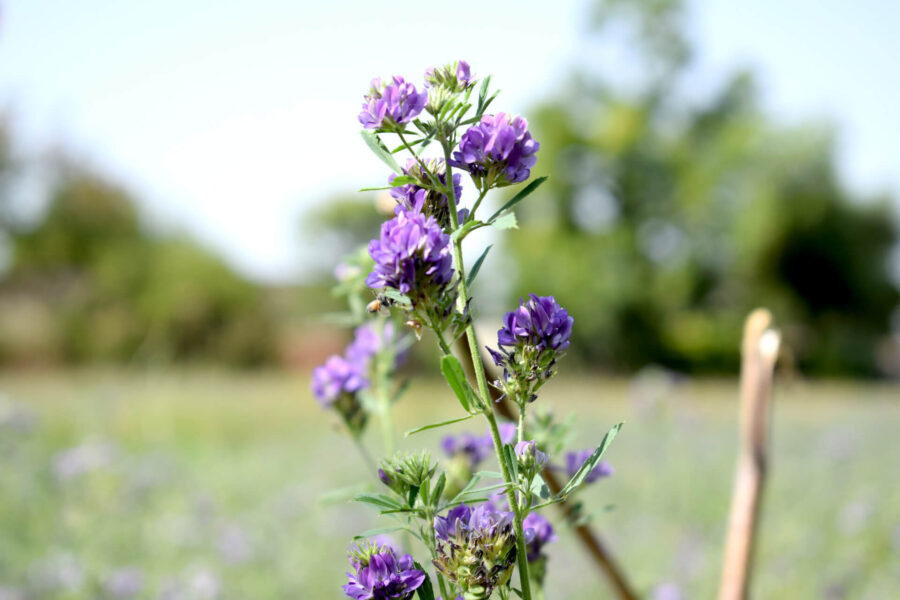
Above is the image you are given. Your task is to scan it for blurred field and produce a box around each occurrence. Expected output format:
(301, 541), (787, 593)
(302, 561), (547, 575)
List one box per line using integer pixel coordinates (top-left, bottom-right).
(0, 370), (898, 599)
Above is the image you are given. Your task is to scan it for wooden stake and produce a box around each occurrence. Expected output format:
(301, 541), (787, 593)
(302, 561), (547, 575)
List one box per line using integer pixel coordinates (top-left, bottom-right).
(718, 309), (780, 600)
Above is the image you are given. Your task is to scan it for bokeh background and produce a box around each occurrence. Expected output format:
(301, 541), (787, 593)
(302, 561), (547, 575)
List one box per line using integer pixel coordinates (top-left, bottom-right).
(0, 0), (898, 598)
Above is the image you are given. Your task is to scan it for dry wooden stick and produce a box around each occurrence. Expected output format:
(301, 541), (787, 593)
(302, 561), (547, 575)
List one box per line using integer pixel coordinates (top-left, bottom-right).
(456, 338), (640, 600)
(718, 309), (780, 600)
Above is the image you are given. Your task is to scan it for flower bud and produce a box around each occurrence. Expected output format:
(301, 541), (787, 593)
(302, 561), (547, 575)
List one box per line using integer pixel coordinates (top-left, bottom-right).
(514, 440), (549, 479)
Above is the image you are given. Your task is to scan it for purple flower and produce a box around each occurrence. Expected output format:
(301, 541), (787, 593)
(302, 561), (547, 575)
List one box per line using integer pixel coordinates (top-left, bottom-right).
(311, 355), (367, 407)
(488, 295), (573, 403)
(497, 294), (573, 354)
(359, 77), (427, 130)
(389, 159), (463, 230)
(432, 504), (518, 596)
(523, 512), (557, 562)
(366, 210), (454, 304)
(442, 425), (517, 468)
(343, 545), (425, 600)
(565, 450), (614, 484)
(453, 113), (539, 186)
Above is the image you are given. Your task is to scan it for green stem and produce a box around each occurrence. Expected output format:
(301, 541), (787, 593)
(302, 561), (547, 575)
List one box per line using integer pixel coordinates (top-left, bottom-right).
(397, 131), (443, 190)
(517, 403), (526, 445)
(351, 435), (377, 474)
(375, 321), (395, 456)
(422, 515), (453, 600)
(469, 188), (489, 218)
(438, 137), (535, 600)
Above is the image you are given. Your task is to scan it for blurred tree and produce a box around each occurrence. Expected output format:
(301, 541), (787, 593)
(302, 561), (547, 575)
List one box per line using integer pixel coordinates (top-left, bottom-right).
(1, 164), (277, 367)
(505, 0), (898, 375)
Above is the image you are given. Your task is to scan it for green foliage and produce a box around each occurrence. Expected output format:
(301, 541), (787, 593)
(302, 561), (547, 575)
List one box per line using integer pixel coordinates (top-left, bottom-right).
(0, 166), (277, 367)
(506, 0), (899, 375)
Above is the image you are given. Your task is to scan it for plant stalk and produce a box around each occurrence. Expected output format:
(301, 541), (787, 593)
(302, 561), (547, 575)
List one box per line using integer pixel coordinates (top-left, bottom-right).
(438, 136), (535, 600)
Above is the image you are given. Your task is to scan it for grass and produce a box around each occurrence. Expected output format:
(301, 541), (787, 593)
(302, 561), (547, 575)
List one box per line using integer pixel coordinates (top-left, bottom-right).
(0, 369), (897, 599)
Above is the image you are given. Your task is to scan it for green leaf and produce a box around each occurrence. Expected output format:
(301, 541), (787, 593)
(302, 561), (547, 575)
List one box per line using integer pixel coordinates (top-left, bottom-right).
(491, 210), (518, 231)
(392, 377), (412, 403)
(488, 176), (549, 223)
(389, 175), (417, 187)
(355, 493), (403, 511)
(449, 471), (488, 505)
(380, 288), (412, 307)
(503, 443), (519, 483)
(404, 413), (477, 437)
(454, 482), (514, 499)
(476, 75), (492, 114)
(440, 355), (480, 413)
(530, 473), (551, 501)
(358, 185), (391, 192)
(557, 422), (623, 498)
(361, 130), (402, 173)
(431, 471), (447, 506)
(466, 244), (493, 287)
(450, 219), (486, 242)
(407, 485), (419, 508)
(318, 483), (370, 506)
(473, 470), (503, 479)
(413, 563), (435, 600)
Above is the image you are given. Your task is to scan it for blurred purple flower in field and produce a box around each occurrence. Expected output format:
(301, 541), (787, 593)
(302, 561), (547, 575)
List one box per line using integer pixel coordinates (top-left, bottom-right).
(565, 450), (614, 484)
(359, 77), (427, 129)
(103, 567), (144, 599)
(442, 423), (515, 468)
(346, 321), (407, 370)
(311, 356), (367, 407)
(651, 582), (683, 600)
(52, 440), (114, 481)
(0, 396), (36, 434)
(29, 553), (83, 594)
(0, 586), (24, 600)
(216, 524), (252, 565)
(523, 511), (557, 562)
(453, 113), (539, 186)
(334, 262), (362, 283)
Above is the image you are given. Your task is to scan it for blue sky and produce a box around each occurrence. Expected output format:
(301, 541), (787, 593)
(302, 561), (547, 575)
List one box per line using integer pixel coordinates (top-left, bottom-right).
(1, 0), (898, 282)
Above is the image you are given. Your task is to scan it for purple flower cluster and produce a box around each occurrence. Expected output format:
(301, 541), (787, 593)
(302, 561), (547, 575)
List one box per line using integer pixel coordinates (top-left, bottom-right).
(343, 545), (425, 600)
(441, 423), (516, 468)
(453, 113), (539, 186)
(497, 294), (573, 355)
(432, 503), (518, 596)
(488, 294), (573, 403)
(311, 355), (367, 408)
(565, 450), (614, 484)
(389, 159), (463, 230)
(433, 503), (513, 542)
(312, 321), (401, 407)
(359, 77), (427, 130)
(366, 210), (454, 303)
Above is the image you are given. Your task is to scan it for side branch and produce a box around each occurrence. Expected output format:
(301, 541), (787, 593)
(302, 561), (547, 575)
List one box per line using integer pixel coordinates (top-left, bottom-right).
(456, 339), (640, 600)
